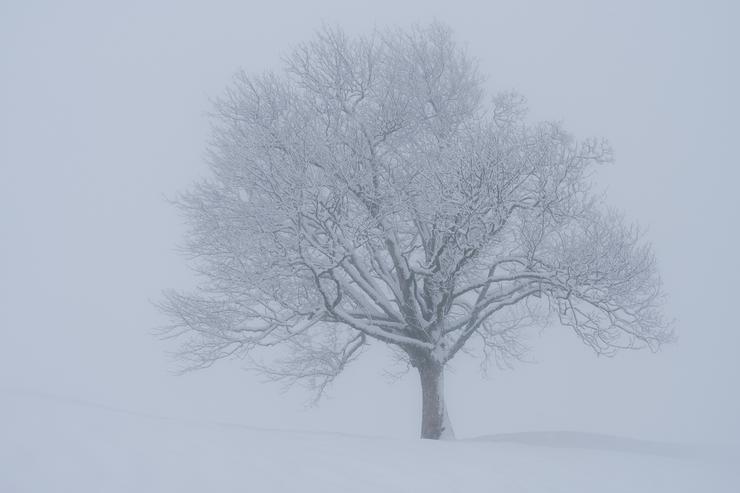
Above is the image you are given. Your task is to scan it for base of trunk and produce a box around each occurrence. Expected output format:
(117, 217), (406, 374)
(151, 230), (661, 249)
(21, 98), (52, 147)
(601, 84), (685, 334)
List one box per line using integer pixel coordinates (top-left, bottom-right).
(418, 362), (455, 440)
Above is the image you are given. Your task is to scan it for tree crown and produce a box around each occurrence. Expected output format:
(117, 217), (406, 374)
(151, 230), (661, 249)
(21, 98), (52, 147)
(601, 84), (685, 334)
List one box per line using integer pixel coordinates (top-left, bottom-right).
(161, 23), (671, 397)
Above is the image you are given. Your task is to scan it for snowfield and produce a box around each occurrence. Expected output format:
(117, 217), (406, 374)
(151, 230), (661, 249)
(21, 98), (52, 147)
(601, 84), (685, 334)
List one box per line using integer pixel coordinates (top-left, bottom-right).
(2, 390), (738, 493)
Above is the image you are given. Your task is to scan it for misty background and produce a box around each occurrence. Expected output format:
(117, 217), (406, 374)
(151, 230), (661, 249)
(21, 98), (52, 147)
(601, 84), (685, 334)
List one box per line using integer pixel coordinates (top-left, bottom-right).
(2, 0), (738, 447)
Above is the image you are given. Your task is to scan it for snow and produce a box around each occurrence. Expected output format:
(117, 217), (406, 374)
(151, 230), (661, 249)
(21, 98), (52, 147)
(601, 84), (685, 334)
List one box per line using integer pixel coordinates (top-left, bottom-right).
(2, 390), (738, 493)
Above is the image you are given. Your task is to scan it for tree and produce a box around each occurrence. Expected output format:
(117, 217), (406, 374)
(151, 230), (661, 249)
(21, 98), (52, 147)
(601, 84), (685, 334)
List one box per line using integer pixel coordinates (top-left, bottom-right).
(160, 23), (671, 440)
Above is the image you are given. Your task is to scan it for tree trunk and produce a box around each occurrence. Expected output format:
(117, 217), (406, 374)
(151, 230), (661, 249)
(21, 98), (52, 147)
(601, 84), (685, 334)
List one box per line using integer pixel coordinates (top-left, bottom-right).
(418, 362), (455, 440)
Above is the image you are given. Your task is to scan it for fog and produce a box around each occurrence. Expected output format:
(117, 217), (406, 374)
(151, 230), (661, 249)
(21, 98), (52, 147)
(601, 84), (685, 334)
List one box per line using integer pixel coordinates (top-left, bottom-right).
(2, 0), (738, 463)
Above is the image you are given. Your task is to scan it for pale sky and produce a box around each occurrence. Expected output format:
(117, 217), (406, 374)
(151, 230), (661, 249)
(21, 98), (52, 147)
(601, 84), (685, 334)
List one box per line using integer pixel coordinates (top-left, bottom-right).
(2, 0), (738, 445)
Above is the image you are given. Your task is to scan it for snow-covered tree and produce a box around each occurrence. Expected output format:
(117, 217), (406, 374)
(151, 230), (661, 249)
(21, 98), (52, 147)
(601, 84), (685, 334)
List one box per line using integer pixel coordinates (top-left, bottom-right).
(161, 23), (671, 439)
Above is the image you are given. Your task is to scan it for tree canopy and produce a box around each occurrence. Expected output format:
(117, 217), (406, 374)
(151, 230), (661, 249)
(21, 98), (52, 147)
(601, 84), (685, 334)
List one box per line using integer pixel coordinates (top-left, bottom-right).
(161, 23), (671, 439)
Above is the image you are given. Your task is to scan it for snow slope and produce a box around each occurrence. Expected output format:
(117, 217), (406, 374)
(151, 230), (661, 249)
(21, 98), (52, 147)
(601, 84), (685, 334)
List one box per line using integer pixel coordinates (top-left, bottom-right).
(2, 390), (738, 493)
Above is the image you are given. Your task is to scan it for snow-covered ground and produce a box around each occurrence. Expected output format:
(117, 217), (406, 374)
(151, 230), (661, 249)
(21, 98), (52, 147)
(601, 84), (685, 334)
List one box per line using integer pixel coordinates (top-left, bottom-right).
(2, 389), (738, 493)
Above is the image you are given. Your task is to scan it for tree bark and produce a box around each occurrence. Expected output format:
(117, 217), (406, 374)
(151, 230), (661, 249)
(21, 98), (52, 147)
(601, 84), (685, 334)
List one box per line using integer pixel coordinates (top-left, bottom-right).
(418, 361), (455, 440)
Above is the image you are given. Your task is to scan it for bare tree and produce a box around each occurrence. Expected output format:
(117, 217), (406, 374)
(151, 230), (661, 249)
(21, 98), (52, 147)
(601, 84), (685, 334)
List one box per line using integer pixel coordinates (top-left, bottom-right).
(160, 23), (671, 440)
